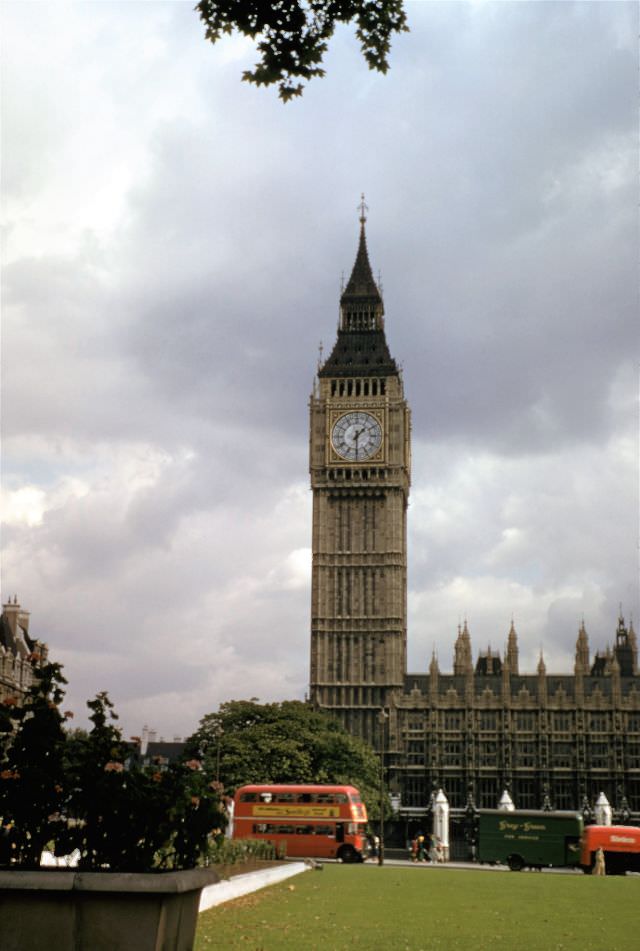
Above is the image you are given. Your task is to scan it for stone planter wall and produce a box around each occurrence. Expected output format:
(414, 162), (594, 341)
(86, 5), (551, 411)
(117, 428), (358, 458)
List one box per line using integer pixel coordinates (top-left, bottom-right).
(0, 867), (219, 951)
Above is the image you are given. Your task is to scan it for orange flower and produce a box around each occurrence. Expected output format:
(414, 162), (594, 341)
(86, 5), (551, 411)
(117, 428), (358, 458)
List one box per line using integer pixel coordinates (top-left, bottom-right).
(152, 772), (162, 783)
(185, 760), (201, 771)
(1, 769), (19, 780)
(190, 796), (201, 808)
(104, 761), (124, 773)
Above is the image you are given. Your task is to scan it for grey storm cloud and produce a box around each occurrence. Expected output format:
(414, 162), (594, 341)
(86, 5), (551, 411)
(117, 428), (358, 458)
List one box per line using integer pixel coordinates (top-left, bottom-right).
(2, 1), (637, 738)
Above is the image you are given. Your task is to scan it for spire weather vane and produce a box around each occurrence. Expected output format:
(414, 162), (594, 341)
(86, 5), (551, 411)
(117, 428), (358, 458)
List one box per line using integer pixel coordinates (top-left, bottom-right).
(358, 193), (368, 225)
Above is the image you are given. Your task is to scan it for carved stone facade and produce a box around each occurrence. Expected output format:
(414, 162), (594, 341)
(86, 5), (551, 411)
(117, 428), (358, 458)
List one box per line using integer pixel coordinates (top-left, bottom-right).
(394, 615), (640, 813)
(309, 211), (640, 815)
(0, 597), (47, 703)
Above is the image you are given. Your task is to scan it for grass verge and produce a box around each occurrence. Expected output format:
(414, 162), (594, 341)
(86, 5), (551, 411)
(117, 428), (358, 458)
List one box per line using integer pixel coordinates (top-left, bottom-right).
(195, 864), (638, 951)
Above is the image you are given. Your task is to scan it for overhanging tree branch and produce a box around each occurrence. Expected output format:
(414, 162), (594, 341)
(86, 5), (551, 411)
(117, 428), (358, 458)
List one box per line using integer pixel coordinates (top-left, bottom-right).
(196, 0), (409, 101)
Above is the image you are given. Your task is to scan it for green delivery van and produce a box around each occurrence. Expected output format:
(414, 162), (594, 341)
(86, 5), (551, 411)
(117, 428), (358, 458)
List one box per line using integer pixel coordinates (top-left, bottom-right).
(477, 810), (583, 871)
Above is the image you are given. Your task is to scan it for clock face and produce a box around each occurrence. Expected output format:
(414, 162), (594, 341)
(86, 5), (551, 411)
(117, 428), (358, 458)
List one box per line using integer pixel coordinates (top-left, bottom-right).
(331, 412), (382, 462)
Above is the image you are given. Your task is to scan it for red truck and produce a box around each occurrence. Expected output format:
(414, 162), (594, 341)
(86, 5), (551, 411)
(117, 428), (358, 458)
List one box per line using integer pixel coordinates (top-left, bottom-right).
(580, 825), (640, 875)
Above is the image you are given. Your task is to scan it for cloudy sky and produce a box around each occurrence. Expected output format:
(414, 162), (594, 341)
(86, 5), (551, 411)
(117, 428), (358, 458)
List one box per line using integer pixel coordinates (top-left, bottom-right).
(2, 1), (638, 739)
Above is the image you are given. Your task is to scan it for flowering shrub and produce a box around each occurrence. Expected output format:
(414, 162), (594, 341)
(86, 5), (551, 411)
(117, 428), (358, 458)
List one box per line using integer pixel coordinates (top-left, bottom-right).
(0, 659), (226, 871)
(208, 837), (277, 866)
(0, 661), (68, 868)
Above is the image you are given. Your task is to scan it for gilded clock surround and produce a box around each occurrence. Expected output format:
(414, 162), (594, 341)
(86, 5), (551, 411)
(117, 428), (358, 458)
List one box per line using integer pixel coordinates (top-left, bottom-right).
(329, 410), (384, 464)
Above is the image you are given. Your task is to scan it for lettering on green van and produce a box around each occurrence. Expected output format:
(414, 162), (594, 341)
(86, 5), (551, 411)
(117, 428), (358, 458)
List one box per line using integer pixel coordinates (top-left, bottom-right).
(498, 820), (546, 833)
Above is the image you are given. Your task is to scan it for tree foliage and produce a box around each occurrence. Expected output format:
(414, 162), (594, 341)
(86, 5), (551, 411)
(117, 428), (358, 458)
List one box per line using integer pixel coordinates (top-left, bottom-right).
(197, 0), (409, 101)
(1, 661), (225, 871)
(186, 699), (387, 819)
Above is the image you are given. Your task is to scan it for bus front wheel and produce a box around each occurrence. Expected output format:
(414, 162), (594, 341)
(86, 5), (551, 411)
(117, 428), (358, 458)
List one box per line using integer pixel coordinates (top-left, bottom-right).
(338, 845), (358, 864)
(507, 854), (524, 872)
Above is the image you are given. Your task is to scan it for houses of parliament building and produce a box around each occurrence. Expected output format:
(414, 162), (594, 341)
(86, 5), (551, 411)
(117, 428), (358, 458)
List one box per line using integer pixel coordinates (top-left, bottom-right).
(309, 203), (639, 816)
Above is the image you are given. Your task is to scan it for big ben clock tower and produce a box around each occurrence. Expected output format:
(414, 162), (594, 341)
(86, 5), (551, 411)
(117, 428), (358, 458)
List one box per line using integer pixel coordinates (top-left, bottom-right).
(309, 199), (411, 747)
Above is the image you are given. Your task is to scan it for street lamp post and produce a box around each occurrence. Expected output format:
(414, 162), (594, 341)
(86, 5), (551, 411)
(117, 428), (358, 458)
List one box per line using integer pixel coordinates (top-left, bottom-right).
(378, 708), (388, 866)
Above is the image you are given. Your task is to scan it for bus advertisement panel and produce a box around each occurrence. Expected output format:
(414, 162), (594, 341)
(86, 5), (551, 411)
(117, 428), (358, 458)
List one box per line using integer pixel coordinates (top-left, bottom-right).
(477, 810), (583, 871)
(232, 784), (368, 863)
(580, 825), (640, 875)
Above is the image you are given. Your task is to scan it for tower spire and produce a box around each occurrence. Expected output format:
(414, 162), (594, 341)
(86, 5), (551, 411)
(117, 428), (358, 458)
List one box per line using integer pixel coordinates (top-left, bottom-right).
(318, 198), (397, 379)
(341, 195), (381, 305)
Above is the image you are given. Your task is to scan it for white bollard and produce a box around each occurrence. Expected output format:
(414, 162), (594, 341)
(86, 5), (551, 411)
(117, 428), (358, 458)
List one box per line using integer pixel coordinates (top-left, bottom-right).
(498, 789), (515, 811)
(594, 792), (612, 826)
(432, 788), (450, 861)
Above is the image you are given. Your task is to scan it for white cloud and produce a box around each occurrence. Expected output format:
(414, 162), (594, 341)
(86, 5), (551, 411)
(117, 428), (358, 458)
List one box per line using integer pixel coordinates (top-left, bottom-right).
(2, 487), (47, 526)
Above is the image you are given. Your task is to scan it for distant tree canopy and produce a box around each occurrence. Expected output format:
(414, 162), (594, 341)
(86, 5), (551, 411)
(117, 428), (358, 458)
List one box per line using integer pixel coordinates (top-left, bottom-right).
(186, 699), (387, 819)
(196, 0), (409, 101)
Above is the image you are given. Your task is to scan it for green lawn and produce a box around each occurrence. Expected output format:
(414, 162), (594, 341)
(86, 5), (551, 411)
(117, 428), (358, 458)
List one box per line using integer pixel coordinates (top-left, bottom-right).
(196, 865), (638, 951)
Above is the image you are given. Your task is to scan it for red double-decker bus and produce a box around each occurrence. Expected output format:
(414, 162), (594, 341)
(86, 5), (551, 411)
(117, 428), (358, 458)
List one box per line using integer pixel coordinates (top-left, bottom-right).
(232, 784), (369, 863)
(580, 825), (640, 875)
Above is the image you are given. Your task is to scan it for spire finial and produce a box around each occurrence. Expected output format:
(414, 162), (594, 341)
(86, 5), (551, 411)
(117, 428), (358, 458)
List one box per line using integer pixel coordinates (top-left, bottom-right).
(358, 192), (368, 226)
